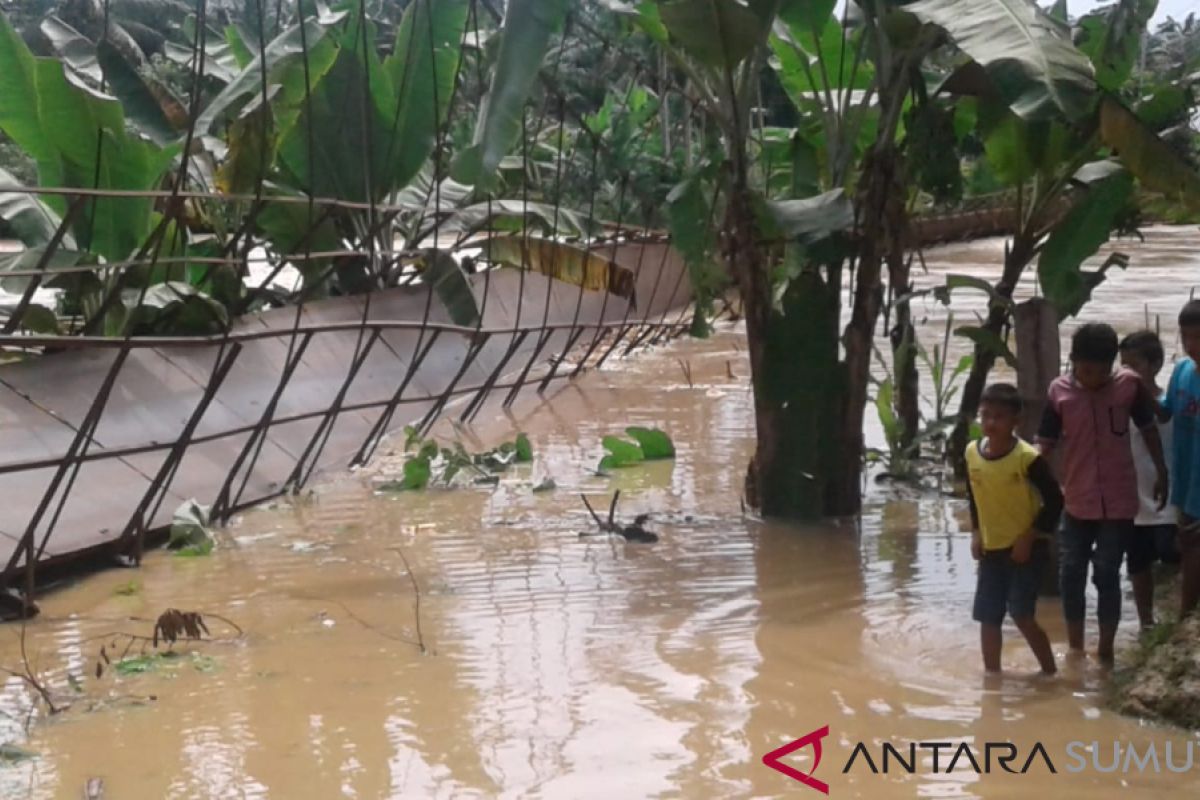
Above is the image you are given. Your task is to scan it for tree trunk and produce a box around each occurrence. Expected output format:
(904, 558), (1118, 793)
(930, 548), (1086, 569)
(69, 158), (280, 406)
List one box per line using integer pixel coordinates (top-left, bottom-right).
(826, 148), (902, 515)
(889, 255), (920, 448)
(948, 235), (1036, 475)
(1014, 297), (1062, 597)
(1014, 298), (1060, 442)
(729, 155), (843, 518)
(659, 52), (672, 157)
(748, 269), (842, 517)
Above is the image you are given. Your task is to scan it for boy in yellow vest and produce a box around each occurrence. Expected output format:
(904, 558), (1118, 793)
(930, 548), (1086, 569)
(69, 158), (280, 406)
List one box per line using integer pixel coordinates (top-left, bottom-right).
(967, 383), (1063, 674)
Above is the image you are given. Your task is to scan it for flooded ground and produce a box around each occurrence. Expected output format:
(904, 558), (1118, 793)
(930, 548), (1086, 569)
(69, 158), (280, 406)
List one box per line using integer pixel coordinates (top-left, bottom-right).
(0, 227), (1198, 798)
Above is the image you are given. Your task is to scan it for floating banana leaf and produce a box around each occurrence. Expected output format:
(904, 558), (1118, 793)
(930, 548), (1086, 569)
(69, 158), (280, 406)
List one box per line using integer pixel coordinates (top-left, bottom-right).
(481, 237), (637, 302)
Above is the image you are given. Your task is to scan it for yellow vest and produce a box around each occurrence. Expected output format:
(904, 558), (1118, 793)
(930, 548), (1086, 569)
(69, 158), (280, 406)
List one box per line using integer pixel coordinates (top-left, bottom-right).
(965, 438), (1044, 551)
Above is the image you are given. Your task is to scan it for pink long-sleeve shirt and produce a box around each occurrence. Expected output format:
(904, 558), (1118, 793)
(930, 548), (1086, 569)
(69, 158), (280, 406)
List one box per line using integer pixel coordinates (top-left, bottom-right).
(1036, 368), (1156, 521)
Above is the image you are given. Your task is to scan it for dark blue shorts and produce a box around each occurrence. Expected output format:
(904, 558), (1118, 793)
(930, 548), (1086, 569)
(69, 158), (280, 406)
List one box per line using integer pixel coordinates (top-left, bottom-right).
(973, 539), (1049, 626)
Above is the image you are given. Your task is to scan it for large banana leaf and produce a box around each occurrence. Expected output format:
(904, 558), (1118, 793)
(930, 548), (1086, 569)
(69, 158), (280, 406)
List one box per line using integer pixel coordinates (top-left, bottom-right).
(35, 58), (176, 259)
(40, 16), (103, 83)
(777, 0), (836, 32)
(667, 170), (725, 336)
(275, 15), (396, 202)
(770, 17), (875, 101)
(979, 107), (1074, 185)
(0, 168), (72, 248)
(0, 248), (89, 294)
(1037, 168), (1135, 318)
(393, 165), (473, 217)
(1075, 0), (1157, 91)
(1099, 95), (1200, 211)
(905, 0), (1096, 120)
(667, 173), (719, 285)
(657, 0), (763, 70)
(0, 15), (177, 261)
(0, 15), (56, 166)
(217, 105), (274, 194)
(451, 0), (569, 188)
(482, 236), (637, 301)
(42, 13), (193, 144)
(225, 24), (257, 69)
(440, 200), (594, 239)
(195, 11), (344, 134)
(96, 40), (188, 145)
(382, 0), (468, 195)
(758, 189), (854, 242)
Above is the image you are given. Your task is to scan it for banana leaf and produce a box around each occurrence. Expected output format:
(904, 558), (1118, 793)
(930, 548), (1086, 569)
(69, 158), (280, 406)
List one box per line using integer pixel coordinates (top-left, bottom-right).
(482, 236), (637, 301)
(39, 16), (102, 84)
(452, 0), (568, 187)
(382, 0), (468, 195)
(1038, 168), (1135, 318)
(905, 0), (1097, 120)
(0, 168), (73, 248)
(1099, 95), (1200, 211)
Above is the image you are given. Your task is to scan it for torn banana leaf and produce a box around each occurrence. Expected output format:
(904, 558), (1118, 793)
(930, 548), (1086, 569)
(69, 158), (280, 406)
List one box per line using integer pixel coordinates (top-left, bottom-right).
(481, 236), (637, 303)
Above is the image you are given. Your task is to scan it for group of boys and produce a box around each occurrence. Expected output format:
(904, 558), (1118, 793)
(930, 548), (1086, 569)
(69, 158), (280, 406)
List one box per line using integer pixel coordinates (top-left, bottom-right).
(966, 300), (1200, 673)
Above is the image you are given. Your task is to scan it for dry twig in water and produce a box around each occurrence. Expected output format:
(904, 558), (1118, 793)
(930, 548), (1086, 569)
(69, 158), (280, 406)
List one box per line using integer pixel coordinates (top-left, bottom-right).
(677, 358), (694, 388)
(392, 546), (427, 654)
(0, 620), (60, 716)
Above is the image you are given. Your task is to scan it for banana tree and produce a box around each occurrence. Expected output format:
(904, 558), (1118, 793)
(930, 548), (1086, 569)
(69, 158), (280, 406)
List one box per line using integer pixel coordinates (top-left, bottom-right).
(197, 0), (616, 319)
(935, 0), (1200, 473)
(602, 0), (917, 518)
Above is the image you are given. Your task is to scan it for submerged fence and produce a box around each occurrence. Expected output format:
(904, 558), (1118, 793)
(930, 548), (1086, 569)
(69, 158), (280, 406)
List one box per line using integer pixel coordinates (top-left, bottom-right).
(0, 201), (692, 611)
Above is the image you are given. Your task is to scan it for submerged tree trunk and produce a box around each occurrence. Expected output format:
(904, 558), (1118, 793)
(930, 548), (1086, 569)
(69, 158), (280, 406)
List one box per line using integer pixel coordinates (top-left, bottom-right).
(729, 146), (843, 518)
(826, 147), (904, 515)
(745, 269), (843, 517)
(948, 234), (1037, 475)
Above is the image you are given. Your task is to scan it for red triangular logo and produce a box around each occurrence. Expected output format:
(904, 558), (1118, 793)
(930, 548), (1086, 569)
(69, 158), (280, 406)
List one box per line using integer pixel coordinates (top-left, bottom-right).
(762, 726), (831, 794)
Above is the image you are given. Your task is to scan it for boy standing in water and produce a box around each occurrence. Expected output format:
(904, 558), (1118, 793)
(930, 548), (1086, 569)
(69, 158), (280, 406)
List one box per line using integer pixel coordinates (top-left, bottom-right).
(967, 383), (1062, 674)
(1160, 300), (1200, 617)
(1038, 323), (1167, 663)
(1119, 331), (1177, 630)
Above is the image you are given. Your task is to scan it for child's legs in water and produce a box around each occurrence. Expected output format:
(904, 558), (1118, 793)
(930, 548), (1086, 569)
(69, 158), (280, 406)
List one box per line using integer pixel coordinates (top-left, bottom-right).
(1059, 516), (1095, 649)
(1010, 539), (1055, 674)
(1090, 521), (1126, 662)
(973, 551), (1011, 672)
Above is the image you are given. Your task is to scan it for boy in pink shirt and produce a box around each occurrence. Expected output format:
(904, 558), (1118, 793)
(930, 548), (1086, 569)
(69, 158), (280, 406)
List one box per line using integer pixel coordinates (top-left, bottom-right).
(1037, 324), (1167, 663)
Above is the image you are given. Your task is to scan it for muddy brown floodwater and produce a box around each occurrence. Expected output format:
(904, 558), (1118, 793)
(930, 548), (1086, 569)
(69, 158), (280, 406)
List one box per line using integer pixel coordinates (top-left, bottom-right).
(1, 228), (1199, 799)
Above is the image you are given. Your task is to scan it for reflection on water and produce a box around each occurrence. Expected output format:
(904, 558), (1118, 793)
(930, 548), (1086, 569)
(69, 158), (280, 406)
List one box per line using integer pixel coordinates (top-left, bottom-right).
(0, 228), (1199, 798)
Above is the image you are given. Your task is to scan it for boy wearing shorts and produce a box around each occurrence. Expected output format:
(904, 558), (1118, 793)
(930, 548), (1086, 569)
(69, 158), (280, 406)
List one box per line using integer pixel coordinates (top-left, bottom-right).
(968, 383), (1062, 674)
